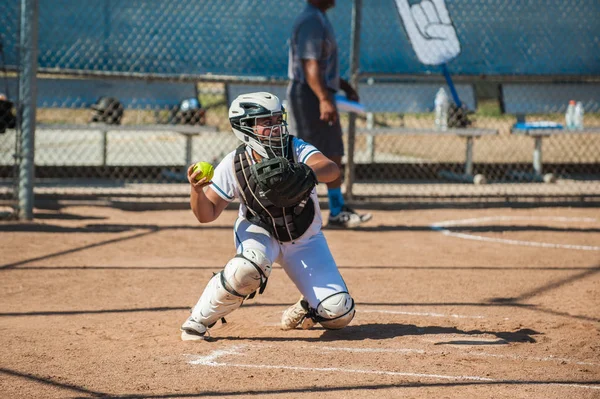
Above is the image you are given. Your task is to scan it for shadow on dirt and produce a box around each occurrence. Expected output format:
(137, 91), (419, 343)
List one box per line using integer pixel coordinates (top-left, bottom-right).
(319, 323), (540, 343)
(33, 211), (108, 221)
(211, 323), (540, 344)
(2, 365), (599, 398)
(0, 223), (228, 233)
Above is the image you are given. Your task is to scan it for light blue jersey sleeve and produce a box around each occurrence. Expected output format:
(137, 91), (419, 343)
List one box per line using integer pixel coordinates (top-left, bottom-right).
(293, 136), (321, 164)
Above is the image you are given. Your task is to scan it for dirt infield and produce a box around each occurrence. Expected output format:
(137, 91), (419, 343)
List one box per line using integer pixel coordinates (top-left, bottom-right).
(1, 203), (599, 398)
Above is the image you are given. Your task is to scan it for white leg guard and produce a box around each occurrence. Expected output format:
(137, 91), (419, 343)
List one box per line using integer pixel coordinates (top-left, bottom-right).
(312, 292), (355, 330)
(189, 248), (272, 328)
(189, 272), (243, 328)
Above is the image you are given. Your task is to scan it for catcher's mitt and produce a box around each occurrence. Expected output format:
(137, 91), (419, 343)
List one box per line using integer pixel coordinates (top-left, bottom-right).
(251, 156), (317, 208)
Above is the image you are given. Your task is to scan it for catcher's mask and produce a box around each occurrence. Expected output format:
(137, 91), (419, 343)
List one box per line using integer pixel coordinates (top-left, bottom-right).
(229, 92), (289, 158)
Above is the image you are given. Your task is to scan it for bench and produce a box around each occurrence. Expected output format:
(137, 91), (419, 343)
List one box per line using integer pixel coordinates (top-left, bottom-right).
(226, 81), (497, 184)
(502, 82), (600, 182)
(355, 81), (496, 184)
(4, 77), (218, 171)
(6, 77), (202, 111)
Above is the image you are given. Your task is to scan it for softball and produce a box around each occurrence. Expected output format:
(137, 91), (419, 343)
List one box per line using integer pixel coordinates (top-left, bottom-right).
(473, 174), (487, 185)
(543, 173), (556, 184)
(192, 161), (214, 181)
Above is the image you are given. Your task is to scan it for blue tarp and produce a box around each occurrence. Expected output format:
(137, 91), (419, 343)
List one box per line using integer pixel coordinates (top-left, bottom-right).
(1, 0), (599, 78)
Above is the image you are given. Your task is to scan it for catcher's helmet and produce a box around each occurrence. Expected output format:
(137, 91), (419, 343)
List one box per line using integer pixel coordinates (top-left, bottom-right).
(229, 92), (289, 158)
(90, 97), (124, 125)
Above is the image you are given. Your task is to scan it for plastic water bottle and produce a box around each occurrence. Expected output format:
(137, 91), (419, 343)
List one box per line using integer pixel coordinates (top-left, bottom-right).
(574, 101), (584, 130)
(434, 88), (449, 131)
(565, 100), (575, 130)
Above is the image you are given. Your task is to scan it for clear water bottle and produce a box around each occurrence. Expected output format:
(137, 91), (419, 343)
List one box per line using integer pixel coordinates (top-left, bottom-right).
(565, 100), (575, 130)
(574, 101), (584, 130)
(434, 88), (449, 131)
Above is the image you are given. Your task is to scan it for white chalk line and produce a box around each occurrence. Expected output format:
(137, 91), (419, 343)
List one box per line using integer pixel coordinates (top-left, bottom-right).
(433, 216), (597, 227)
(315, 346), (600, 367)
(430, 216), (600, 251)
(187, 346), (492, 382)
(186, 345), (600, 390)
(360, 309), (485, 319)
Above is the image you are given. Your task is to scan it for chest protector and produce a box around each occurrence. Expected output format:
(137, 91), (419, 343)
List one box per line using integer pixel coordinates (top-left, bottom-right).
(233, 143), (315, 242)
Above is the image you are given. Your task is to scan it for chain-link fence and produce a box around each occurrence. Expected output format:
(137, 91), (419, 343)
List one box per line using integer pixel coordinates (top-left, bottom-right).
(1, 0), (599, 218)
(0, 1), (20, 219)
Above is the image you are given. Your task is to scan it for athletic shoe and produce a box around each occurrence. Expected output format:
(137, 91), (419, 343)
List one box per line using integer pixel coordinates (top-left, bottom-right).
(281, 297), (314, 330)
(327, 205), (372, 229)
(181, 316), (209, 341)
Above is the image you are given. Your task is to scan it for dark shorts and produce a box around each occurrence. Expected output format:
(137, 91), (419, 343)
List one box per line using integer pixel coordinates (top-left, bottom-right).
(286, 82), (344, 158)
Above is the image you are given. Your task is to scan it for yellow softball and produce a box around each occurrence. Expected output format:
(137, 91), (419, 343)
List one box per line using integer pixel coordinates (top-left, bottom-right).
(192, 161), (214, 181)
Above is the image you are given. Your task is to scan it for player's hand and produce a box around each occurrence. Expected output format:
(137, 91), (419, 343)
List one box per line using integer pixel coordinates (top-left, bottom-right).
(187, 164), (211, 192)
(319, 98), (338, 125)
(395, 0), (461, 65)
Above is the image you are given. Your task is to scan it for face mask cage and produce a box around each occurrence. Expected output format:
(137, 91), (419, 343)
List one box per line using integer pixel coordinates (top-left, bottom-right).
(239, 110), (290, 158)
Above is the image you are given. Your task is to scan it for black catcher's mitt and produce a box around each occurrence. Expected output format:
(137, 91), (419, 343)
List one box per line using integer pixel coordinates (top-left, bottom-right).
(251, 156), (317, 208)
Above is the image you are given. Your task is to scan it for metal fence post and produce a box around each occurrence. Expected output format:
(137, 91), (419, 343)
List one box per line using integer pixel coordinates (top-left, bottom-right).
(366, 112), (375, 163)
(344, 0), (362, 202)
(101, 130), (108, 166)
(18, 0), (38, 220)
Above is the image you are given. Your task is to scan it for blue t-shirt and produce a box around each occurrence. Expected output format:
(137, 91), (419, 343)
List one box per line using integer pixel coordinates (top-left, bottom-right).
(288, 3), (340, 92)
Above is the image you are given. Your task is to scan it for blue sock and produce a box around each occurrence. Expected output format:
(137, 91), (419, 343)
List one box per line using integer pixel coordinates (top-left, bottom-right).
(328, 187), (344, 217)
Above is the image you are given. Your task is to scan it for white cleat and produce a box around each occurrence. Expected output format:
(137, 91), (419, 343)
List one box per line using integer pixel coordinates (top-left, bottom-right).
(180, 316), (209, 341)
(327, 206), (372, 229)
(281, 297), (314, 330)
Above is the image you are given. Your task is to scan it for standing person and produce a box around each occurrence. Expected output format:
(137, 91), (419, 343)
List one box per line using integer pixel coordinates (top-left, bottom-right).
(180, 92), (355, 341)
(287, 0), (372, 229)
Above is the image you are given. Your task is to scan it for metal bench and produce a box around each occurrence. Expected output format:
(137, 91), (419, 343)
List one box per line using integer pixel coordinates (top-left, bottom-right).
(502, 83), (600, 182)
(5, 77), (218, 169)
(225, 81), (497, 184)
(355, 82), (496, 184)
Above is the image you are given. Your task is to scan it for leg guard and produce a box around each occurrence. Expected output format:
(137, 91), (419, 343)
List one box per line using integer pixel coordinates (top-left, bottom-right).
(222, 248), (272, 298)
(311, 292), (355, 330)
(189, 248), (272, 328)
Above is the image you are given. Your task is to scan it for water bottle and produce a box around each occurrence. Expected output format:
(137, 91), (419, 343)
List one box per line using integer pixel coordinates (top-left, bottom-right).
(565, 100), (575, 130)
(434, 88), (449, 131)
(574, 101), (584, 130)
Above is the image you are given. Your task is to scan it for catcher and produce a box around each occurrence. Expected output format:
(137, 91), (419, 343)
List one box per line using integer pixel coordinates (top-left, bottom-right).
(180, 92), (355, 340)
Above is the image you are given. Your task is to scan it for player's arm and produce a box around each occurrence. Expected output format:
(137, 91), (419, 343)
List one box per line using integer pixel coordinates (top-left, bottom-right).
(188, 165), (229, 223)
(304, 152), (340, 184)
(189, 185), (229, 223)
(301, 59), (337, 123)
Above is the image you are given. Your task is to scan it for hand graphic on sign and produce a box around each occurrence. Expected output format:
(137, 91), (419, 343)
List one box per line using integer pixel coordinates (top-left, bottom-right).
(395, 0), (461, 65)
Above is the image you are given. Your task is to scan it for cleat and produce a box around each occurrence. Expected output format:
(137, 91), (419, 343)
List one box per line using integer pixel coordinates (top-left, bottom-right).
(327, 206), (372, 229)
(180, 316), (209, 341)
(281, 297), (311, 330)
(300, 316), (316, 330)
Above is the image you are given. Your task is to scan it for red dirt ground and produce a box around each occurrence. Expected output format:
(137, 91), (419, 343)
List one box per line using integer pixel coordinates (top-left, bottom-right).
(1, 204), (599, 398)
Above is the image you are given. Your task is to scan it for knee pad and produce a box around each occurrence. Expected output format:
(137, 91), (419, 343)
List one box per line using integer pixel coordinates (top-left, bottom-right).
(222, 248), (272, 297)
(314, 292), (355, 330)
(190, 249), (271, 327)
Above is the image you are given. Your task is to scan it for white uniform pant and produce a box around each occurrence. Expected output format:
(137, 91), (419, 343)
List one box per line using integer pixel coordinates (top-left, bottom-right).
(234, 217), (348, 308)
